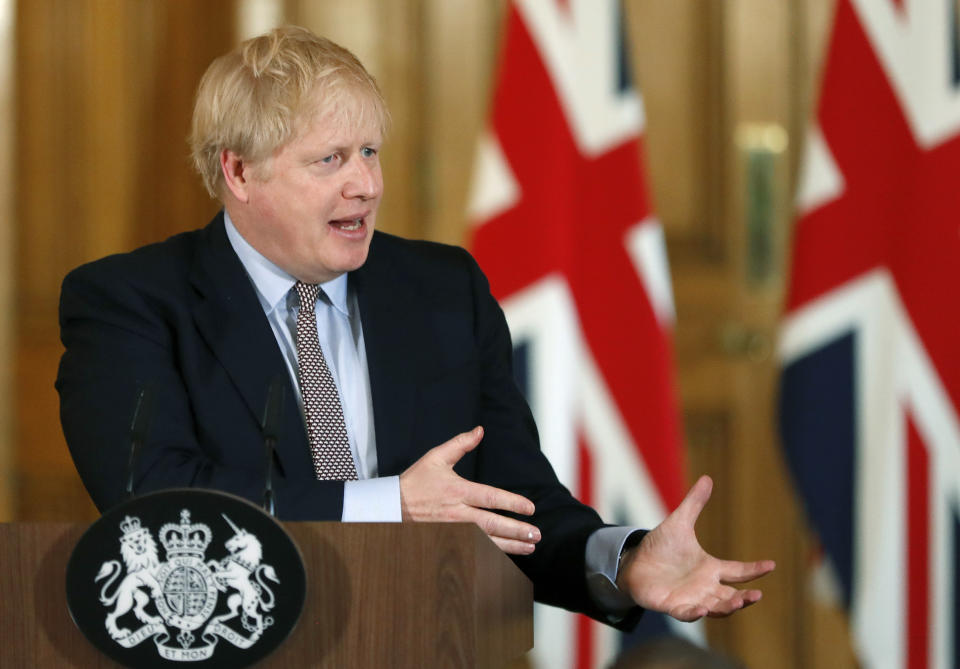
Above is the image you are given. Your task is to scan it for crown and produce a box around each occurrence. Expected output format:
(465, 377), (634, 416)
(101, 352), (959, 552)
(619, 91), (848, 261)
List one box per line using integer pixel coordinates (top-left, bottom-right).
(119, 516), (152, 546)
(119, 515), (143, 536)
(159, 509), (212, 559)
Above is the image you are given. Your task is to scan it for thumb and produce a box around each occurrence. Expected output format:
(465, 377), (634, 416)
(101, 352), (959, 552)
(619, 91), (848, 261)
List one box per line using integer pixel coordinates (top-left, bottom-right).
(436, 426), (483, 466)
(672, 474), (713, 528)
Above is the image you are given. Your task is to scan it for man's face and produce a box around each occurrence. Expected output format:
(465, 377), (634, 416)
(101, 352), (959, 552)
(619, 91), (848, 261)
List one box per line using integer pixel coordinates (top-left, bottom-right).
(234, 107), (383, 283)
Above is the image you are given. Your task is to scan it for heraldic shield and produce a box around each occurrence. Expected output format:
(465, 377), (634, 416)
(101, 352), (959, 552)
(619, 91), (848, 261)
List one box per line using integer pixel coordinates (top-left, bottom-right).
(66, 489), (306, 668)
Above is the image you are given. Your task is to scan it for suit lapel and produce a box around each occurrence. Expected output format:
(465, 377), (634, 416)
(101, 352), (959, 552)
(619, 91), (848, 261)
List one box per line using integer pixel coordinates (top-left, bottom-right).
(188, 215), (310, 476)
(352, 233), (421, 475)
(187, 221), (422, 479)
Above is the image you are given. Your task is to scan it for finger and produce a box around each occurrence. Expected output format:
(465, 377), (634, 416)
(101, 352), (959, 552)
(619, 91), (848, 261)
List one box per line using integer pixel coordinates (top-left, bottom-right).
(672, 474), (713, 527)
(435, 426), (484, 466)
(669, 603), (707, 623)
(706, 598), (744, 618)
(706, 590), (762, 618)
(720, 559), (776, 584)
(465, 507), (541, 543)
(490, 536), (537, 555)
(462, 480), (535, 516)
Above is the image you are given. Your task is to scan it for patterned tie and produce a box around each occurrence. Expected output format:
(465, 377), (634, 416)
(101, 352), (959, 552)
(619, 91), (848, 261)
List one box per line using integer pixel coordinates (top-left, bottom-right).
(293, 281), (358, 480)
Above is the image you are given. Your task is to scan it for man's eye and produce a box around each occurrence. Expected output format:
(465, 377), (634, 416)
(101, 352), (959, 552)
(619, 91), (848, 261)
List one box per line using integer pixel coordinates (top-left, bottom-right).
(320, 154), (337, 164)
(361, 147), (377, 158)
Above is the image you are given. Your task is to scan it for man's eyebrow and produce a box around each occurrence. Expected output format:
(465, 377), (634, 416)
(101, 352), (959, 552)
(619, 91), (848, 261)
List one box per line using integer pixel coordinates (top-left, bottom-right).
(305, 139), (379, 155)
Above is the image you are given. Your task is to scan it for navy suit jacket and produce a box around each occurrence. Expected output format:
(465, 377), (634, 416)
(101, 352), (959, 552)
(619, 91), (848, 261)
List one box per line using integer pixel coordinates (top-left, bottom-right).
(57, 212), (627, 622)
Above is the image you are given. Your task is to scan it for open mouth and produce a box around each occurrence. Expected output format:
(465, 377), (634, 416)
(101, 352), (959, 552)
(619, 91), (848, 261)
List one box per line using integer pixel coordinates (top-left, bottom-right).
(329, 216), (366, 232)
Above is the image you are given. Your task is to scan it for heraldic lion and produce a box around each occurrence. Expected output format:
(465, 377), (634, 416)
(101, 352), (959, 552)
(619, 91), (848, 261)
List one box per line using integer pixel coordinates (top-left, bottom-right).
(95, 516), (164, 640)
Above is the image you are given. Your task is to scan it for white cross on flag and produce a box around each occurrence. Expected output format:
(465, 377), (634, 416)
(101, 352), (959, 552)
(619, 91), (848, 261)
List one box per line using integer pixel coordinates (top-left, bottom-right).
(780, 1), (960, 668)
(468, 1), (689, 666)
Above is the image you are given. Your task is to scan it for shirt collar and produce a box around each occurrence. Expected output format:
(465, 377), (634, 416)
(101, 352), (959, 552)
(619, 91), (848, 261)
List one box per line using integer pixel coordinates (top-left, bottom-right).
(223, 210), (350, 316)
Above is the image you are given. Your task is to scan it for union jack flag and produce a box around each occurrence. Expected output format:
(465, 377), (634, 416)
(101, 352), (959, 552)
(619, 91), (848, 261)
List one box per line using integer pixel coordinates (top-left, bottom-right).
(780, 1), (960, 668)
(468, 1), (690, 666)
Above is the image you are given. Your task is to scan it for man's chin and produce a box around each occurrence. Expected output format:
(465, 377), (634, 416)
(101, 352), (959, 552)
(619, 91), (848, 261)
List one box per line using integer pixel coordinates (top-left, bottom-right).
(326, 247), (372, 277)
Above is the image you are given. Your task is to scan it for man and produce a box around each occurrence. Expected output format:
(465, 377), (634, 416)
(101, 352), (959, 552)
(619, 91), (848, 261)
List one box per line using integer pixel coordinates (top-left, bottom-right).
(57, 26), (773, 626)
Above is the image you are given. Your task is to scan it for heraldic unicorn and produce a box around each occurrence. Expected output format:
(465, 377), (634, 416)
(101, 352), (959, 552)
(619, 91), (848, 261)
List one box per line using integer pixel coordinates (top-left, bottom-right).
(94, 509), (280, 662)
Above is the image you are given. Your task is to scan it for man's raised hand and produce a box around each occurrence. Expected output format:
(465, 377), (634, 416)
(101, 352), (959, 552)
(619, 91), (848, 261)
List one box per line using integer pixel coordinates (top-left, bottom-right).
(399, 426), (541, 555)
(616, 475), (775, 621)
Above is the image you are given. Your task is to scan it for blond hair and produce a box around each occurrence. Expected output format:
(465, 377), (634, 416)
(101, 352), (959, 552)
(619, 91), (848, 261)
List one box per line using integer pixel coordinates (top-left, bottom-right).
(190, 25), (388, 198)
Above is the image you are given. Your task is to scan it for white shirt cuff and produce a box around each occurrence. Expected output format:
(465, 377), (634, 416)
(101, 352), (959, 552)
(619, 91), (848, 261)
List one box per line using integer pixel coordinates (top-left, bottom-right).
(341, 476), (402, 522)
(585, 526), (644, 616)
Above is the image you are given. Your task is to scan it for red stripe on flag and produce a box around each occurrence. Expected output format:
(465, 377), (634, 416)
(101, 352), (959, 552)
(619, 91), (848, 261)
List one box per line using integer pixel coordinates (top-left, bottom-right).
(906, 415), (929, 669)
(575, 611), (594, 669)
(576, 434), (594, 669)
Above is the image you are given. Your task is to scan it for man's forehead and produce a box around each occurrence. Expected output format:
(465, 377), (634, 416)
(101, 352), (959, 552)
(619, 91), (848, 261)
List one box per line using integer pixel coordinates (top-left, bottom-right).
(300, 86), (384, 138)
(302, 111), (382, 146)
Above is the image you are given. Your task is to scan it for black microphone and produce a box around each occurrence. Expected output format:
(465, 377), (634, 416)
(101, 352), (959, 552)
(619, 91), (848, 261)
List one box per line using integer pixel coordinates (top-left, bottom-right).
(125, 384), (156, 500)
(261, 375), (286, 517)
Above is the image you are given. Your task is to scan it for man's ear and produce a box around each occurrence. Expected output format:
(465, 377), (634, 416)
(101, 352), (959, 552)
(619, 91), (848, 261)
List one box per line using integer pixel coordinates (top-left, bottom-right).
(221, 149), (252, 203)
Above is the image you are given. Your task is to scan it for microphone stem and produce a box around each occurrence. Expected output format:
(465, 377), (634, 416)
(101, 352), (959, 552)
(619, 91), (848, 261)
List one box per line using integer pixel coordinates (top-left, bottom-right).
(125, 438), (141, 500)
(264, 435), (277, 516)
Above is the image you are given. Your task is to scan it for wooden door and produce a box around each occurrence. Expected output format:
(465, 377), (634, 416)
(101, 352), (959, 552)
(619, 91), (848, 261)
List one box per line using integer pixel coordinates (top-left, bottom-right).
(630, 1), (857, 667)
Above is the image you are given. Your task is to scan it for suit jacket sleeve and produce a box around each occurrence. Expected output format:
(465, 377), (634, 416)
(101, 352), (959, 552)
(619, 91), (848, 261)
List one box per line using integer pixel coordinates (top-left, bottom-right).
(457, 249), (642, 627)
(356, 235), (642, 627)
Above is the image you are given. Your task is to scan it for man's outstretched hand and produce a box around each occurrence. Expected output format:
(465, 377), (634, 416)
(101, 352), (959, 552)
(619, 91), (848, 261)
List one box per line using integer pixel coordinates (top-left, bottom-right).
(399, 426), (541, 555)
(616, 475), (775, 622)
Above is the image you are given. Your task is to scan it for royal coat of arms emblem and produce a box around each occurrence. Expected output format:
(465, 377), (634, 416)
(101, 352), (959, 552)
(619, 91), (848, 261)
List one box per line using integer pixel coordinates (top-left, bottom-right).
(95, 509), (279, 661)
(67, 489), (305, 668)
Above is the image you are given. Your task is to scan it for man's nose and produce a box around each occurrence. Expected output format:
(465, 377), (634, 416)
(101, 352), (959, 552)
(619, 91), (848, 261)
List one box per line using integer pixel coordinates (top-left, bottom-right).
(342, 157), (381, 200)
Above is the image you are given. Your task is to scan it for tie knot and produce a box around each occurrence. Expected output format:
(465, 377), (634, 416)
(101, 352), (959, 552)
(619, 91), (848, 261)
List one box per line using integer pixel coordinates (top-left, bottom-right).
(294, 281), (321, 310)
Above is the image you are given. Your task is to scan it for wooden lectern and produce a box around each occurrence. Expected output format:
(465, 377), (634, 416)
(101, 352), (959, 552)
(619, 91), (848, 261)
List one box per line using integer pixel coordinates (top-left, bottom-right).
(0, 522), (533, 668)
